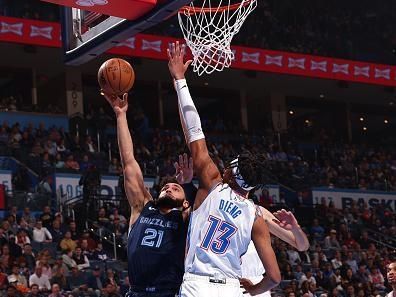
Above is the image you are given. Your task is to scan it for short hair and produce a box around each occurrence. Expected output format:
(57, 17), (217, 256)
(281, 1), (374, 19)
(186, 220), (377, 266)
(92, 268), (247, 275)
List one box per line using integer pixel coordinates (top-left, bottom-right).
(237, 150), (276, 187)
(30, 284), (39, 289)
(159, 176), (179, 190)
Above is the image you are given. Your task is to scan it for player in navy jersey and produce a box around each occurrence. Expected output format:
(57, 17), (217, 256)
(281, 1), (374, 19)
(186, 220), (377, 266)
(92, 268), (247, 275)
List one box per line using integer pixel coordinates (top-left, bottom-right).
(102, 92), (194, 297)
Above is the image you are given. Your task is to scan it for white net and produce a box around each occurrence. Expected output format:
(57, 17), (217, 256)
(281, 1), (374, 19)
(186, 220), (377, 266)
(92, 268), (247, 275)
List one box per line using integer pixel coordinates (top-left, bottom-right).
(178, 0), (257, 76)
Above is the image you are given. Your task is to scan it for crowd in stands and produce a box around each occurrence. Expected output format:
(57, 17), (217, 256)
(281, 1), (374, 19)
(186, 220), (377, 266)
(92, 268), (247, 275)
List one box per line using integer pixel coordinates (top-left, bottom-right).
(0, 179), (394, 296)
(0, 115), (395, 193)
(0, 95), (64, 114)
(1, 0), (396, 64)
(0, 205), (129, 297)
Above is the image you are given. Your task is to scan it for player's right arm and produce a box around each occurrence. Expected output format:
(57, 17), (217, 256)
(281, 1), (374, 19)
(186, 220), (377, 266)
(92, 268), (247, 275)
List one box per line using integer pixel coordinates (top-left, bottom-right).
(103, 93), (152, 225)
(167, 42), (221, 209)
(242, 212), (281, 295)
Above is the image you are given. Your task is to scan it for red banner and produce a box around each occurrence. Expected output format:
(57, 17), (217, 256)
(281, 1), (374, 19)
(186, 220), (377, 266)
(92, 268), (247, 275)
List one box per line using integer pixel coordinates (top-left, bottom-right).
(1, 16), (396, 87)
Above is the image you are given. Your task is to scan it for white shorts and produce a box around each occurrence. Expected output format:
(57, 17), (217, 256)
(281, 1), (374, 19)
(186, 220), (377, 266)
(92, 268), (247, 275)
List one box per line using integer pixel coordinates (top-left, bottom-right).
(179, 272), (243, 297)
(240, 276), (271, 297)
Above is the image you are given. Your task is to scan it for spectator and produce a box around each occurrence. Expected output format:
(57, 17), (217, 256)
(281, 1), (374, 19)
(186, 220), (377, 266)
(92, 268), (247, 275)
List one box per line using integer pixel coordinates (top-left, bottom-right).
(300, 269), (316, 286)
(67, 221), (79, 241)
(79, 231), (96, 252)
(36, 251), (52, 280)
(8, 265), (28, 288)
(101, 282), (121, 297)
(64, 155), (80, 171)
(48, 220), (63, 244)
(15, 230), (31, 249)
(39, 206), (53, 229)
(108, 158), (121, 174)
(331, 251), (343, 270)
(345, 251), (358, 273)
(66, 266), (87, 294)
(47, 283), (63, 297)
(5, 285), (21, 297)
(97, 208), (110, 227)
(50, 268), (68, 290)
(26, 284), (44, 297)
(109, 209), (127, 228)
(54, 154), (65, 169)
(61, 250), (77, 271)
(91, 242), (108, 261)
(21, 244), (36, 272)
(21, 208), (35, 228)
(324, 229), (341, 251)
(29, 266), (51, 292)
(72, 247), (90, 271)
(286, 247), (301, 266)
(59, 232), (76, 252)
(368, 267), (386, 290)
(32, 221), (52, 244)
(1, 244), (15, 271)
(86, 266), (104, 293)
(52, 256), (69, 276)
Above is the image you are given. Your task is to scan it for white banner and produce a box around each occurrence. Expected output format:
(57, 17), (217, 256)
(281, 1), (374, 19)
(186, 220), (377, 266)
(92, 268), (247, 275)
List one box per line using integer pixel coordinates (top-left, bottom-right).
(312, 188), (396, 211)
(0, 170), (12, 191)
(55, 173), (155, 199)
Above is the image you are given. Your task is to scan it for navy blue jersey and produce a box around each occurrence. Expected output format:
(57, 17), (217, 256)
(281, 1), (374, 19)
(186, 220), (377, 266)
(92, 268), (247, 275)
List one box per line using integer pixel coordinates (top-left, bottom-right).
(128, 201), (187, 291)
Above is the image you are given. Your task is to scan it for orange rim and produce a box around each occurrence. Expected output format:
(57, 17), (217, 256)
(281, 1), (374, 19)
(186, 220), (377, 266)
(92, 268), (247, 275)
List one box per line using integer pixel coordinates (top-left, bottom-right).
(179, 0), (252, 15)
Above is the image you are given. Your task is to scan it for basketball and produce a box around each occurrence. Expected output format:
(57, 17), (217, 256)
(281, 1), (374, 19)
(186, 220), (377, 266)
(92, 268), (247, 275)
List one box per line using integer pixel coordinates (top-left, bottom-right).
(98, 58), (135, 96)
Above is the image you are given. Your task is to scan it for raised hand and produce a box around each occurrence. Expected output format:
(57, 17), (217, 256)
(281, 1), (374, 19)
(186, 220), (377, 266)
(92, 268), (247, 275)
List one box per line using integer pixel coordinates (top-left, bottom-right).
(174, 153), (194, 184)
(167, 41), (192, 80)
(102, 92), (128, 116)
(272, 209), (299, 230)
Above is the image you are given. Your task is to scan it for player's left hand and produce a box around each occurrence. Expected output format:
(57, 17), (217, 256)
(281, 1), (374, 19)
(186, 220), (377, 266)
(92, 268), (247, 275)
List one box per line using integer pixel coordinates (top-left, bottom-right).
(239, 278), (256, 295)
(174, 153), (193, 184)
(272, 209), (299, 230)
(167, 41), (192, 80)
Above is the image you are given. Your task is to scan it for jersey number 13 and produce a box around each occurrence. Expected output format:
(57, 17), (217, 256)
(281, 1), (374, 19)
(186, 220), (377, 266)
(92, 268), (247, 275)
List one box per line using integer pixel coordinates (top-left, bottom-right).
(200, 216), (237, 254)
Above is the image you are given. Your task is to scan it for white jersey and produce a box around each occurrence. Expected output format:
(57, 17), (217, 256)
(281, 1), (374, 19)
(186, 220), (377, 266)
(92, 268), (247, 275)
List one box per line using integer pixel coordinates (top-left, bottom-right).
(241, 241), (265, 278)
(185, 183), (257, 278)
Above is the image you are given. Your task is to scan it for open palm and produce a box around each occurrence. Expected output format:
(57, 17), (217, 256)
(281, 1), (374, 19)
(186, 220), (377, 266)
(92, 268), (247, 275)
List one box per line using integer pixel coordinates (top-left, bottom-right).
(174, 153), (193, 184)
(102, 92), (128, 116)
(273, 209), (298, 230)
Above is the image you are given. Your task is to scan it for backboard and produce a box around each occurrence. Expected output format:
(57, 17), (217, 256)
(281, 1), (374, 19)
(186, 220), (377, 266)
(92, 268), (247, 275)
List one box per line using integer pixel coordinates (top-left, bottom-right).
(41, 0), (192, 65)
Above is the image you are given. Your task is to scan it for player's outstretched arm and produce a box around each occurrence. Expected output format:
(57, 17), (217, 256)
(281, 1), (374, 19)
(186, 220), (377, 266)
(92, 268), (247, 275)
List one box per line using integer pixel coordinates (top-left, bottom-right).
(167, 42), (221, 208)
(103, 92), (152, 225)
(261, 207), (309, 251)
(242, 214), (281, 295)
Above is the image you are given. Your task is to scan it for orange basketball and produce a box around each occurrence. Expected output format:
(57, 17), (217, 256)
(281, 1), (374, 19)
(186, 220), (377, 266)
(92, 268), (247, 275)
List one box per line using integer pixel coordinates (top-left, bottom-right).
(98, 58), (135, 96)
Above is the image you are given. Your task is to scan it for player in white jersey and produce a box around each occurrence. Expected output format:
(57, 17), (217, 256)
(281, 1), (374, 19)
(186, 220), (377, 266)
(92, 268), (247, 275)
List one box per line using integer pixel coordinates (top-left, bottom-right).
(240, 208), (309, 297)
(387, 261), (396, 297)
(167, 42), (281, 297)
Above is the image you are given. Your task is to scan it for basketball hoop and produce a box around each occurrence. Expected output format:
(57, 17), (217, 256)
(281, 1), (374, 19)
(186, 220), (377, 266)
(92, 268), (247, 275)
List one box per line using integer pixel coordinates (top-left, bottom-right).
(178, 0), (257, 76)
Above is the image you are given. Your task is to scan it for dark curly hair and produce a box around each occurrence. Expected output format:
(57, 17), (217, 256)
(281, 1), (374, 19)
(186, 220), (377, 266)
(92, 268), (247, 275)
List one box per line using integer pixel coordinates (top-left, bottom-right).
(158, 176), (179, 190)
(237, 150), (277, 187)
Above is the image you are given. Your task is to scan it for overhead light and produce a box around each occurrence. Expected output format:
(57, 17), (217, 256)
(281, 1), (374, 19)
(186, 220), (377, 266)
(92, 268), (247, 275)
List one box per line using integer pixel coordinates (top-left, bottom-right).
(305, 119), (310, 124)
(319, 94), (325, 99)
(204, 82), (209, 86)
(289, 110), (294, 115)
(359, 117), (364, 122)
(384, 119), (389, 124)
(363, 127), (367, 131)
(390, 101), (394, 106)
